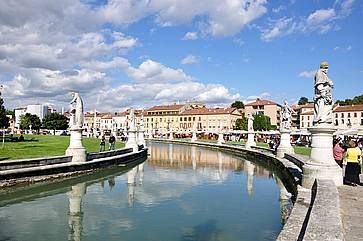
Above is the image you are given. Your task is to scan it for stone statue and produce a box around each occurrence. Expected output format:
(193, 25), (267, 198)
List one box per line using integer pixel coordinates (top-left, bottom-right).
(281, 100), (292, 130)
(70, 92), (84, 129)
(129, 108), (135, 130)
(313, 61), (333, 126)
(247, 113), (254, 132)
(139, 114), (144, 129)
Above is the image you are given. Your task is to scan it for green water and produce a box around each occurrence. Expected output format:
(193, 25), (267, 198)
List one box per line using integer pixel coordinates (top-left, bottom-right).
(0, 142), (292, 241)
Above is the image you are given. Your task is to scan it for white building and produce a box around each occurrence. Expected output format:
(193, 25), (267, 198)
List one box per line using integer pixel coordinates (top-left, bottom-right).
(14, 104), (50, 128)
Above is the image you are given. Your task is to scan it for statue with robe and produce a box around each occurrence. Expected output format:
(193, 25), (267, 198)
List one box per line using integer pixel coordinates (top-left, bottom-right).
(313, 61), (333, 126)
(281, 100), (292, 130)
(70, 92), (84, 129)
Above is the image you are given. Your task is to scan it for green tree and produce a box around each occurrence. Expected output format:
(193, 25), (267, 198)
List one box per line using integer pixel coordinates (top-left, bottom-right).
(0, 97), (9, 129)
(20, 113), (42, 130)
(235, 117), (248, 130)
(298, 97), (309, 105)
(5, 109), (14, 117)
(335, 94), (363, 105)
(253, 114), (271, 131)
(43, 113), (69, 135)
(231, 100), (245, 109)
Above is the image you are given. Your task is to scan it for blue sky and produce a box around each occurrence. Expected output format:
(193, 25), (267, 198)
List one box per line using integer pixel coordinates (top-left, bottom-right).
(0, 0), (362, 111)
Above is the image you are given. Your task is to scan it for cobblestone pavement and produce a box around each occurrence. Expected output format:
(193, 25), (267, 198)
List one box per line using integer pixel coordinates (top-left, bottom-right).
(338, 182), (363, 241)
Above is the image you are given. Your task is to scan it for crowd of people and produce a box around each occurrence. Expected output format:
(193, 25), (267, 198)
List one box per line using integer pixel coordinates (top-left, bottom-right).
(333, 138), (363, 186)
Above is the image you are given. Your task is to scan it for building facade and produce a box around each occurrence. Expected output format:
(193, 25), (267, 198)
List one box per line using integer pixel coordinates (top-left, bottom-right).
(244, 99), (281, 127)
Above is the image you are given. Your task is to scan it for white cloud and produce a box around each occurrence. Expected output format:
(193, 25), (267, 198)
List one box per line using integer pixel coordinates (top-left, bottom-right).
(299, 70), (316, 78)
(260, 0), (354, 41)
(306, 9), (336, 26)
(272, 5), (286, 13)
(182, 32), (198, 40)
(181, 55), (199, 65)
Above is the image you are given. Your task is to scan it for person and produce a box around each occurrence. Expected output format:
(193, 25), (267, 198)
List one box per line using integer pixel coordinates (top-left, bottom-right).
(343, 140), (362, 186)
(333, 138), (345, 168)
(99, 135), (106, 152)
(108, 134), (116, 151)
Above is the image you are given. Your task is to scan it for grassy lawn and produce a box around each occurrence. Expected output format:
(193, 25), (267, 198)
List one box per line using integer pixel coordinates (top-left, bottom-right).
(0, 135), (125, 160)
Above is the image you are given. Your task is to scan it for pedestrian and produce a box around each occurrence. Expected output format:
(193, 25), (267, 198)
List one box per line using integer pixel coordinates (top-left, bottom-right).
(333, 138), (345, 168)
(109, 134), (116, 151)
(343, 140), (362, 186)
(99, 135), (106, 152)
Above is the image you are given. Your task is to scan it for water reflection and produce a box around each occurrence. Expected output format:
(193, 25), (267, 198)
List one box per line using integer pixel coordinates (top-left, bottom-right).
(0, 143), (294, 241)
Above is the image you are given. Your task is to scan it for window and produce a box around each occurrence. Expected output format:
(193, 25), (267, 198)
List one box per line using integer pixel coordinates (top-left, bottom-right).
(302, 116), (304, 121)
(335, 120), (338, 126)
(188, 117), (191, 121)
(307, 116), (310, 120)
(184, 117), (187, 121)
(335, 113), (338, 118)
(348, 113), (351, 118)
(199, 117), (201, 121)
(193, 117), (196, 121)
(361, 119), (363, 125)
(341, 113), (344, 118)
(342, 119), (344, 124)
(354, 113), (357, 118)
(180, 117), (182, 121)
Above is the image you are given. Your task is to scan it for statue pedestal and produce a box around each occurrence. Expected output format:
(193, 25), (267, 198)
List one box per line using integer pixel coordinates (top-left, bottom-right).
(66, 128), (86, 163)
(169, 131), (174, 140)
(246, 132), (256, 148)
(217, 133), (225, 145)
(302, 126), (342, 188)
(126, 129), (138, 152)
(138, 129), (146, 147)
(191, 132), (197, 142)
(276, 130), (294, 158)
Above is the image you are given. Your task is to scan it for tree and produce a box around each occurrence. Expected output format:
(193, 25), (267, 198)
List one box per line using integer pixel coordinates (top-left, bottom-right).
(231, 100), (245, 109)
(43, 113), (69, 135)
(253, 114), (271, 131)
(298, 97), (309, 105)
(335, 94), (363, 105)
(235, 117), (248, 130)
(0, 97), (9, 129)
(20, 113), (41, 130)
(5, 109), (14, 117)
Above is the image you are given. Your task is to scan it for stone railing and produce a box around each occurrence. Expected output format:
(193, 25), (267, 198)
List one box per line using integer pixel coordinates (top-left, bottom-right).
(0, 156), (72, 171)
(86, 148), (133, 161)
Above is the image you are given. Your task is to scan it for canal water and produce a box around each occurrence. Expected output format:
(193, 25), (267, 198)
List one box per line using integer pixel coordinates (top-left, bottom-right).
(0, 142), (292, 241)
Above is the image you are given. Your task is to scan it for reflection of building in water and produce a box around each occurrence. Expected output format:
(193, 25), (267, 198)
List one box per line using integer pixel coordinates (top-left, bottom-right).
(127, 166), (138, 207)
(245, 161), (255, 196)
(67, 183), (86, 241)
(168, 144), (173, 164)
(191, 146), (196, 170)
(276, 178), (293, 225)
(217, 151), (224, 181)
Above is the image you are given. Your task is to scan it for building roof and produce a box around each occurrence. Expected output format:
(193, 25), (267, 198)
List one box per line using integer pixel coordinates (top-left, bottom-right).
(333, 104), (363, 112)
(300, 111), (314, 115)
(180, 107), (241, 116)
(245, 99), (279, 106)
(147, 104), (184, 111)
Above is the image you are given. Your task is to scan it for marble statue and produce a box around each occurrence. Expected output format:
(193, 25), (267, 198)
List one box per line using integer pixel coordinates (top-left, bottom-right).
(70, 92), (84, 129)
(313, 61), (333, 126)
(247, 113), (254, 132)
(129, 109), (135, 130)
(281, 100), (292, 130)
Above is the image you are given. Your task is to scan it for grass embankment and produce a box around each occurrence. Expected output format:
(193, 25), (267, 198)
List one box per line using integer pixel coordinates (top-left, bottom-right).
(0, 135), (125, 160)
(227, 140), (311, 156)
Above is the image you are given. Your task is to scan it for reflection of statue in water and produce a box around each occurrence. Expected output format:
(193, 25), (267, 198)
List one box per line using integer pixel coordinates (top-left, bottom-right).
(313, 61), (333, 126)
(247, 114), (254, 132)
(70, 92), (84, 129)
(67, 183), (86, 241)
(281, 100), (292, 130)
(245, 161), (255, 196)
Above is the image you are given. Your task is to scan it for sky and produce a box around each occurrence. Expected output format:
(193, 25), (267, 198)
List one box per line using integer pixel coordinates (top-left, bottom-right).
(0, 0), (362, 112)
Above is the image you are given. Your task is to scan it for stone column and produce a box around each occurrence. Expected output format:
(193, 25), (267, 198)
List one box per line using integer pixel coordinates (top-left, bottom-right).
(67, 183), (86, 241)
(276, 130), (294, 158)
(125, 109), (138, 152)
(302, 126), (342, 187)
(66, 128), (86, 162)
(245, 132), (256, 148)
(217, 132), (225, 145)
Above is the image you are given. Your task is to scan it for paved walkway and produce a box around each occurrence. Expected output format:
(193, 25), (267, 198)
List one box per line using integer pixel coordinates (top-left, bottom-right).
(339, 181), (363, 241)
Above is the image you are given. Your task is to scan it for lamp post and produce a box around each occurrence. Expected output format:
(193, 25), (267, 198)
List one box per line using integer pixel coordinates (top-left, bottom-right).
(0, 85), (4, 149)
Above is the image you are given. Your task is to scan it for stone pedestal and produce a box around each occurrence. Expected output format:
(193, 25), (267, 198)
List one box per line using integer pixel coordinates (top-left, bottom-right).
(126, 129), (138, 152)
(138, 129), (146, 147)
(276, 130), (294, 158)
(246, 132), (256, 148)
(302, 126), (343, 188)
(66, 128), (86, 163)
(169, 131), (174, 140)
(217, 133), (225, 145)
(191, 131), (197, 142)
